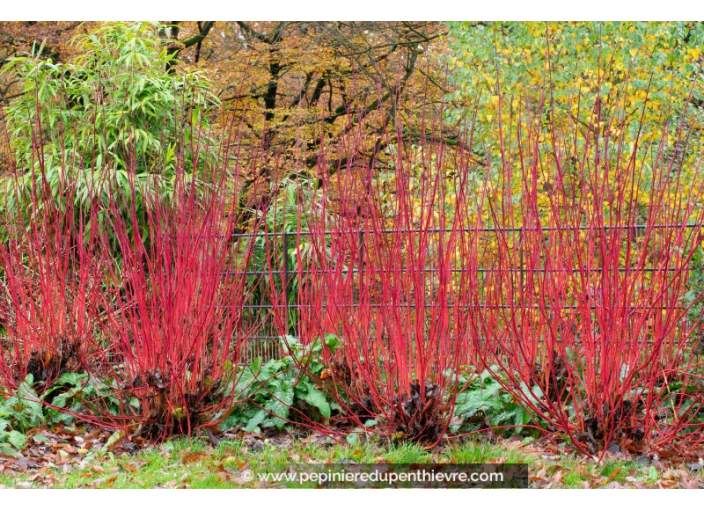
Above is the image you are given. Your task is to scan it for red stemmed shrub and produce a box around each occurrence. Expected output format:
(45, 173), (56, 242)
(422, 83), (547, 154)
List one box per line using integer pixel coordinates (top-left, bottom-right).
(0, 163), (108, 393)
(96, 150), (267, 439)
(294, 119), (477, 443)
(469, 94), (704, 455)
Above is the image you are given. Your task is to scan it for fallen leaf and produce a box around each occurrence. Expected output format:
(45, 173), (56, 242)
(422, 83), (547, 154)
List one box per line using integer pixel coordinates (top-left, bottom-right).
(182, 452), (208, 464)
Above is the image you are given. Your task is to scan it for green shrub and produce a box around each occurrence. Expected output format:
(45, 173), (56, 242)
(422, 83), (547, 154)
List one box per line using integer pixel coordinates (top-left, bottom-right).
(1, 21), (217, 242)
(0, 372), (107, 455)
(222, 335), (340, 433)
(451, 368), (543, 436)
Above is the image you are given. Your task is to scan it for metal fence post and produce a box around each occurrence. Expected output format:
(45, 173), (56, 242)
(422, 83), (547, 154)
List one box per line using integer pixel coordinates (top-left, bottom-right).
(282, 231), (289, 335)
(519, 227), (524, 291)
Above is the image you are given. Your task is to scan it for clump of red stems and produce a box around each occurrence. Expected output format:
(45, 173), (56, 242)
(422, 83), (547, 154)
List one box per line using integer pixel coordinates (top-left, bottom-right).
(291, 110), (477, 443)
(0, 156), (108, 394)
(95, 142), (269, 440)
(469, 90), (704, 455)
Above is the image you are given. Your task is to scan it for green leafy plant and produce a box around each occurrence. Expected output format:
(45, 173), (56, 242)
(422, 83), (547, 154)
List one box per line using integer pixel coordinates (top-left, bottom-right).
(0, 376), (45, 431)
(0, 372), (126, 455)
(41, 372), (134, 426)
(1, 21), (217, 244)
(0, 376), (43, 455)
(452, 368), (543, 436)
(0, 422), (26, 456)
(222, 335), (340, 433)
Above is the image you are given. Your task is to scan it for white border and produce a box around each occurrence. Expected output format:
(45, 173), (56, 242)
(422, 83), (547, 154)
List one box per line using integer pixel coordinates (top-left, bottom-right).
(0, 486), (696, 503)
(1, 4), (704, 21)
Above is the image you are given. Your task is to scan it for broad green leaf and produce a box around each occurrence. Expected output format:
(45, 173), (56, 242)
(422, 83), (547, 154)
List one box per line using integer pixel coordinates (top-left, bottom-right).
(304, 388), (331, 419)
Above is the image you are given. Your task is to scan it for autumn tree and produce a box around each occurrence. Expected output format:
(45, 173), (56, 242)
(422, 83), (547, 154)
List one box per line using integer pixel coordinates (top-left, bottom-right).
(445, 22), (704, 224)
(163, 22), (450, 163)
(0, 21), (460, 226)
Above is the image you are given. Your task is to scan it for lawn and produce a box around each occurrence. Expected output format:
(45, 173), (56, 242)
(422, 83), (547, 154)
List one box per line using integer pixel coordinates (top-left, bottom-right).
(0, 431), (699, 489)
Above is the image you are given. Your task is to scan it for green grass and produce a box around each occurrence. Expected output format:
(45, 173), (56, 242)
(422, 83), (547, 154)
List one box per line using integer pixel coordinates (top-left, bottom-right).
(0, 434), (688, 488)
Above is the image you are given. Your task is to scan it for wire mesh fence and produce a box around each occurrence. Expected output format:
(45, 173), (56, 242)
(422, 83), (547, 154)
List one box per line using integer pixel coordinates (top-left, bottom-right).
(232, 223), (704, 363)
